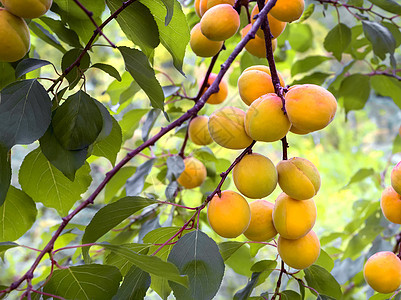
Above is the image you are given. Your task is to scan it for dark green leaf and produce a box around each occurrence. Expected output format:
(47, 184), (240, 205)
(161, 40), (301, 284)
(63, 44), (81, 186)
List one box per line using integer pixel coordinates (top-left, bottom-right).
(119, 47), (165, 110)
(40, 16), (82, 48)
(19, 148), (92, 215)
(0, 80), (52, 148)
(15, 58), (52, 78)
(29, 21), (66, 53)
(92, 117), (122, 166)
(340, 74), (371, 114)
(0, 186), (37, 242)
(291, 56), (331, 76)
(234, 272), (262, 300)
(91, 63), (122, 81)
(324, 23), (352, 61)
(168, 230), (225, 300)
(93, 100), (113, 142)
(113, 266), (150, 300)
(61, 48), (91, 89)
(44, 264), (122, 300)
(362, 20), (396, 60)
(250, 260), (277, 287)
(344, 168), (375, 188)
(55, 0), (105, 20)
(52, 90), (103, 150)
(0, 144), (11, 206)
(126, 160), (155, 196)
(218, 241), (245, 261)
(142, 109), (161, 142)
(371, 75), (401, 110)
(367, 0), (401, 14)
(0, 62), (15, 90)
(281, 291), (302, 300)
(304, 265), (342, 298)
(104, 166), (136, 203)
(161, 0), (174, 25)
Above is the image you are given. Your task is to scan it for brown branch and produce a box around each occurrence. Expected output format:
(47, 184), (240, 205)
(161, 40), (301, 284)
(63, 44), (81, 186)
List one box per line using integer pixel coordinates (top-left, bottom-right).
(367, 70), (401, 82)
(271, 260), (285, 300)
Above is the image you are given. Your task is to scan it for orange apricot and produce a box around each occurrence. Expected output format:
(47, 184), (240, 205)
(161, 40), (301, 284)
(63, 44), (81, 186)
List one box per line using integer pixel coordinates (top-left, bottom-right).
(195, 0), (207, 17)
(243, 200), (277, 241)
(200, 4), (240, 41)
(207, 190), (251, 238)
(251, 5), (287, 39)
(391, 161), (401, 195)
(190, 23), (223, 57)
(201, 73), (228, 105)
(278, 230), (320, 269)
(233, 153), (277, 199)
(380, 186), (401, 224)
(270, 0), (305, 23)
(364, 251), (401, 294)
(1, 0), (52, 19)
(188, 115), (213, 146)
(240, 24), (277, 58)
(177, 157), (207, 189)
(204, 0), (235, 14)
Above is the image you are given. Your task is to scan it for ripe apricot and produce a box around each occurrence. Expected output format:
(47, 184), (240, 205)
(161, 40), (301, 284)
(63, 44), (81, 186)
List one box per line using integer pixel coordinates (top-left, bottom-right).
(188, 115), (213, 146)
(364, 251), (401, 294)
(270, 0), (305, 23)
(177, 157), (207, 189)
(273, 193), (316, 239)
(190, 23), (223, 58)
(202, 0), (235, 15)
(241, 24), (277, 58)
(278, 230), (320, 270)
(208, 106), (253, 149)
(391, 161), (401, 195)
(0, 8), (30, 62)
(195, 0), (207, 17)
(245, 93), (290, 143)
(1, 0), (53, 19)
(233, 153), (277, 199)
(238, 65), (285, 106)
(207, 190), (251, 238)
(251, 5), (287, 39)
(380, 186), (401, 224)
(200, 4), (240, 41)
(243, 200), (277, 241)
(276, 157), (321, 200)
(285, 84), (337, 134)
(201, 73), (228, 105)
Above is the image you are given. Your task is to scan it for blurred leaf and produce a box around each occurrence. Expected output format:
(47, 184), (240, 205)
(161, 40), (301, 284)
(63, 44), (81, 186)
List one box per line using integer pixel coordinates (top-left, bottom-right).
(324, 23), (352, 61)
(367, 0), (401, 14)
(315, 249), (335, 272)
(142, 109), (161, 142)
(92, 117), (122, 165)
(61, 48), (91, 89)
(218, 241), (245, 261)
(29, 21), (66, 53)
(40, 16), (82, 48)
(166, 156), (185, 181)
(344, 168), (375, 188)
(226, 243), (254, 277)
(304, 265), (342, 298)
(291, 72), (331, 86)
(15, 58), (52, 78)
(91, 63), (122, 81)
(327, 60), (356, 93)
(251, 260), (277, 287)
(288, 23), (313, 52)
(0, 242), (19, 259)
(234, 272), (262, 300)
(362, 21), (396, 60)
(55, 0), (105, 20)
(193, 147), (217, 162)
(126, 159), (155, 196)
(281, 291), (302, 300)
(0, 144), (11, 206)
(297, 3), (315, 23)
(163, 85), (180, 98)
(112, 266), (150, 300)
(340, 74), (371, 114)
(393, 134), (401, 154)
(371, 75), (401, 110)
(291, 56), (331, 76)
(120, 108), (150, 141)
(0, 62), (15, 90)
(104, 166), (136, 203)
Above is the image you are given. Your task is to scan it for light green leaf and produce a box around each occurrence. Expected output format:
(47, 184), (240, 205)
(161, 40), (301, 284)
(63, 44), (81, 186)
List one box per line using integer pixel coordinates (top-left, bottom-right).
(291, 56), (331, 76)
(304, 265), (342, 298)
(218, 241), (245, 261)
(371, 75), (401, 110)
(92, 117), (122, 166)
(324, 23), (352, 61)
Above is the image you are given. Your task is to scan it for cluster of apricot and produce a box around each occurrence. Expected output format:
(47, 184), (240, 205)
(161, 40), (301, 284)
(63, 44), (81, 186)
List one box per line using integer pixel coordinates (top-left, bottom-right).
(0, 0), (52, 62)
(363, 163), (401, 294)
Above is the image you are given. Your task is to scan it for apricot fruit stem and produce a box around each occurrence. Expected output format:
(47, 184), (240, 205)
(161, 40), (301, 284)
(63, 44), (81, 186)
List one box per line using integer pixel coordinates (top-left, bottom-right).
(271, 260), (286, 300)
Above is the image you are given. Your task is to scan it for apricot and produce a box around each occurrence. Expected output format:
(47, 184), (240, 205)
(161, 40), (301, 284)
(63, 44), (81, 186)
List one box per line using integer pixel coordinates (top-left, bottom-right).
(207, 190), (251, 238)
(251, 5), (287, 39)
(380, 186), (401, 224)
(278, 230), (320, 270)
(276, 157), (321, 200)
(208, 106), (253, 149)
(238, 66), (285, 106)
(391, 161), (401, 195)
(0, 8), (30, 62)
(1, 0), (52, 19)
(241, 24), (277, 58)
(190, 23), (223, 58)
(243, 200), (277, 241)
(200, 4), (240, 41)
(177, 157), (207, 189)
(270, 0), (305, 23)
(272, 193), (316, 239)
(233, 153), (277, 199)
(245, 93), (290, 143)
(285, 84), (337, 134)
(202, 73), (228, 105)
(188, 115), (213, 146)
(201, 0), (235, 15)
(364, 251), (401, 294)
(195, 0), (207, 17)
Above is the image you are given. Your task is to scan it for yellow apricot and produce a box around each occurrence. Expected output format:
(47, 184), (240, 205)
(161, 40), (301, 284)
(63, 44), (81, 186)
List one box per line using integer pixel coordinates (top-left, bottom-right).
(364, 251), (401, 294)
(177, 157), (207, 189)
(278, 230), (320, 270)
(208, 106), (253, 149)
(243, 200), (277, 241)
(1, 0), (52, 19)
(240, 24), (277, 58)
(270, 0), (305, 23)
(289, 125), (309, 135)
(251, 5), (287, 39)
(190, 23), (223, 58)
(200, 4), (240, 41)
(380, 186), (401, 224)
(273, 193), (316, 239)
(391, 161), (401, 195)
(202, 73), (228, 105)
(195, 0), (207, 17)
(0, 8), (30, 62)
(207, 190), (251, 238)
(233, 153), (277, 199)
(188, 115), (213, 146)
(276, 157), (321, 200)
(285, 84), (337, 133)
(238, 66), (285, 106)
(204, 0), (235, 14)
(245, 94), (290, 142)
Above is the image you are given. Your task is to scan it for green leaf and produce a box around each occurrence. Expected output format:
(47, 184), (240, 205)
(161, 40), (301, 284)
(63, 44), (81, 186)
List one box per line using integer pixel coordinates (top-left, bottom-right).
(93, 100), (113, 142)
(168, 230), (225, 300)
(281, 291), (302, 300)
(324, 23), (352, 61)
(344, 168), (375, 188)
(19, 148), (92, 215)
(0, 144), (11, 206)
(29, 21), (66, 53)
(393, 134), (401, 154)
(0, 62), (15, 90)
(61, 48), (91, 89)
(0, 80), (52, 148)
(362, 21), (396, 60)
(91, 63), (122, 81)
(52, 90), (103, 151)
(120, 108), (150, 141)
(0, 242), (19, 259)
(104, 166), (136, 203)
(44, 264), (122, 300)
(288, 23), (313, 53)
(107, 72), (141, 105)
(304, 265), (342, 298)
(119, 47), (165, 110)
(297, 3), (314, 23)
(15, 58), (52, 78)
(371, 75), (401, 110)
(234, 272), (263, 300)
(92, 117), (122, 166)
(55, 0), (105, 20)
(218, 241), (245, 261)
(291, 56), (331, 76)
(106, 0), (159, 55)
(0, 186), (37, 242)
(367, 0), (401, 14)
(105, 244), (150, 275)
(142, 109), (161, 142)
(141, 0), (190, 74)
(250, 260), (277, 287)
(340, 74), (371, 114)
(126, 159), (155, 196)
(291, 72), (331, 86)
(315, 249), (335, 272)
(161, 0), (174, 25)
(40, 16), (82, 48)
(113, 265), (150, 300)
